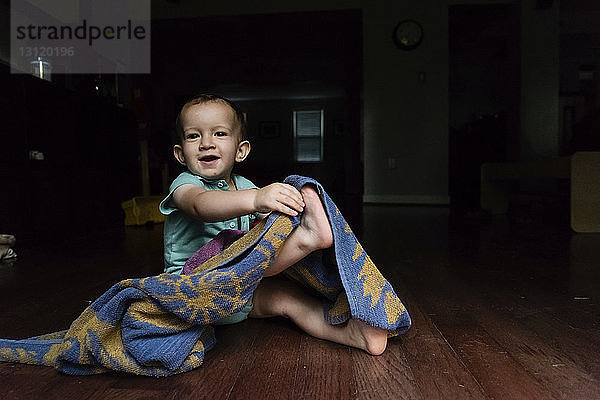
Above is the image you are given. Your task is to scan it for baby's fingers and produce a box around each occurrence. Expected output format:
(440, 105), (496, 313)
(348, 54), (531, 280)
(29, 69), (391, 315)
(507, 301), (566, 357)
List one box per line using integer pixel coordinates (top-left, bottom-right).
(279, 193), (304, 213)
(274, 200), (300, 217)
(280, 184), (304, 209)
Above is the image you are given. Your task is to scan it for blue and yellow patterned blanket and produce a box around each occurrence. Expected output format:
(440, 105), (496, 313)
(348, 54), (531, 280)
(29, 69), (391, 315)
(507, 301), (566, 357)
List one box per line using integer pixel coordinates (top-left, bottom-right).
(0, 176), (411, 376)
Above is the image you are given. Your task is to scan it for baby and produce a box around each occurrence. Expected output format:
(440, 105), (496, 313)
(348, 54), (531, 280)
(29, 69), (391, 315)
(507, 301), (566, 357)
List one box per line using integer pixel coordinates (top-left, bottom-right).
(159, 94), (388, 355)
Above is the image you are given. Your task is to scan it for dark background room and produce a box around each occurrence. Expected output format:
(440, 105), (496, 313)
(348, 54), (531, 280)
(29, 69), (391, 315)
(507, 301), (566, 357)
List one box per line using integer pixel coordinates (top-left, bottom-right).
(0, 1), (599, 399)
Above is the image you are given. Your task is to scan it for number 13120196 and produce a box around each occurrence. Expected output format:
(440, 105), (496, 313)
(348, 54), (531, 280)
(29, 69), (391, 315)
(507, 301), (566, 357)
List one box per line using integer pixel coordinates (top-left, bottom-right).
(19, 46), (75, 57)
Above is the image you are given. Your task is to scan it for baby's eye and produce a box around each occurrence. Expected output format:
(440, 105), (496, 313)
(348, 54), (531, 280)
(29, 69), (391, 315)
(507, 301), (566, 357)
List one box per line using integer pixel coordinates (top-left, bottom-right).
(185, 133), (200, 140)
(214, 131), (227, 137)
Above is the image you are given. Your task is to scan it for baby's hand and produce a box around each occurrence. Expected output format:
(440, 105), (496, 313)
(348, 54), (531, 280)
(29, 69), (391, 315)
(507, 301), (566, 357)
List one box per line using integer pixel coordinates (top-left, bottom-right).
(254, 183), (305, 216)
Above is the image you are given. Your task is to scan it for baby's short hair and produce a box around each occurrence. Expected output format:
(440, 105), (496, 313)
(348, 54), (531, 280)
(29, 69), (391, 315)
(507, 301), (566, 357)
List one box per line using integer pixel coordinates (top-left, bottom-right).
(175, 94), (246, 143)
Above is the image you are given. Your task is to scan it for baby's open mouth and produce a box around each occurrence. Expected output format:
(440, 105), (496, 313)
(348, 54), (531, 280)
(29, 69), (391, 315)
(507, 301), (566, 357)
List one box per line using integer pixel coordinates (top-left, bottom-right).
(200, 155), (220, 162)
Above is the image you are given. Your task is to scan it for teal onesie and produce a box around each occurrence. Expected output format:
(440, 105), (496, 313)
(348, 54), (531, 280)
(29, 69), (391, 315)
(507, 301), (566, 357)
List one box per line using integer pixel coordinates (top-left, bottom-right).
(159, 171), (258, 324)
(160, 171), (258, 275)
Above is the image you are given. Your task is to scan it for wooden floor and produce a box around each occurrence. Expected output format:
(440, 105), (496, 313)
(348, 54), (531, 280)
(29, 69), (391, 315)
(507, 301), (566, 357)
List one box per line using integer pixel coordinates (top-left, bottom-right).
(1, 205), (599, 399)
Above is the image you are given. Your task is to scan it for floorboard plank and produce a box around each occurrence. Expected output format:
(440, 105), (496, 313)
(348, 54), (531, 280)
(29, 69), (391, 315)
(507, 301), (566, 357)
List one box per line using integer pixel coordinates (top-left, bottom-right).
(0, 365), (61, 400)
(226, 318), (303, 400)
(292, 333), (357, 400)
(164, 320), (263, 400)
(396, 283), (489, 400)
(41, 373), (132, 400)
(350, 340), (422, 400)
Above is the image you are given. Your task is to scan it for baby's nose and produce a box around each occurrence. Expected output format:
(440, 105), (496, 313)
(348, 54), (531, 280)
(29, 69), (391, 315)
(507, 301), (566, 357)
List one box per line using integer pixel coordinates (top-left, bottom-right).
(199, 136), (215, 149)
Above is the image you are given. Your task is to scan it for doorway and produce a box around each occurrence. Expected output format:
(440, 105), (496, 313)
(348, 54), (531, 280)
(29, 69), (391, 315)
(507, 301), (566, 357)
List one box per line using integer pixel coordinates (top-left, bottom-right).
(448, 3), (520, 216)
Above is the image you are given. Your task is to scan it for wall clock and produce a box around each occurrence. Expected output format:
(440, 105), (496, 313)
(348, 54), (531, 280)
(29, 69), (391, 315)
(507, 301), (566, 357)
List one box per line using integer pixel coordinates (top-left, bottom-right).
(393, 19), (423, 50)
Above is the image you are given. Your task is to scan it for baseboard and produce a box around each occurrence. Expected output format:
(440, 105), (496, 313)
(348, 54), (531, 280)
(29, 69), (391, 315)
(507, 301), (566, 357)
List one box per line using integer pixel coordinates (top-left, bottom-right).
(362, 194), (450, 205)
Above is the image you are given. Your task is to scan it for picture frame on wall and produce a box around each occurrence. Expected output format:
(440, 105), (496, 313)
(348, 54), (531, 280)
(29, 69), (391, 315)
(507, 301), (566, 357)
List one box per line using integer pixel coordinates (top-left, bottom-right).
(259, 121), (280, 139)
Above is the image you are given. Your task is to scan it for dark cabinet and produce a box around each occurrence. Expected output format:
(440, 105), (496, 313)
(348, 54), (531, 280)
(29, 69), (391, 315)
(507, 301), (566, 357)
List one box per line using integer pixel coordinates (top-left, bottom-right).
(0, 65), (139, 243)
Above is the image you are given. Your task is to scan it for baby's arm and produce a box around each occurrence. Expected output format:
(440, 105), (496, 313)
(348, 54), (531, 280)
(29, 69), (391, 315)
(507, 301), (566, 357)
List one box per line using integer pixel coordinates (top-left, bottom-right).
(172, 183), (305, 222)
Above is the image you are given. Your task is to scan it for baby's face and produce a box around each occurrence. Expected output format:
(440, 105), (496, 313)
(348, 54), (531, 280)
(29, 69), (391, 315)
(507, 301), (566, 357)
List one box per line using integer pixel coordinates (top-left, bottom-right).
(176, 102), (244, 181)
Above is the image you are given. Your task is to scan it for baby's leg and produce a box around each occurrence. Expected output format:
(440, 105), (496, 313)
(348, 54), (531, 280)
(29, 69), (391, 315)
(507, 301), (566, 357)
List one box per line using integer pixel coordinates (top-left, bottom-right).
(250, 277), (388, 355)
(264, 184), (333, 277)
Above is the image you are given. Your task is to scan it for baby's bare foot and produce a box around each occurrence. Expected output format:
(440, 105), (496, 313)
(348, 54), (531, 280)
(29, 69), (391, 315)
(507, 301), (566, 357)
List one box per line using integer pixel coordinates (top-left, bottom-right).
(296, 185), (333, 252)
(347, 318), (388, 355)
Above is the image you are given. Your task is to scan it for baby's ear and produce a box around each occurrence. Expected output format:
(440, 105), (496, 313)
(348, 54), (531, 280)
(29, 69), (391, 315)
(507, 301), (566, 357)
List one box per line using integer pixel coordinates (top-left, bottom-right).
(235, 140), (251, 162)
(173, 145), (186, 165)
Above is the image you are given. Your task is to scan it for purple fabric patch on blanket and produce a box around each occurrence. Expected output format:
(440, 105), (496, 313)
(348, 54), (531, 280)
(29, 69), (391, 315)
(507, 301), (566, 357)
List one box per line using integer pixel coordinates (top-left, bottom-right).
(182, 229), (247, 275)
